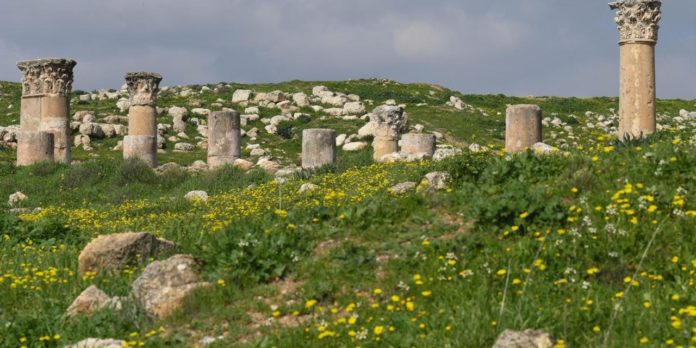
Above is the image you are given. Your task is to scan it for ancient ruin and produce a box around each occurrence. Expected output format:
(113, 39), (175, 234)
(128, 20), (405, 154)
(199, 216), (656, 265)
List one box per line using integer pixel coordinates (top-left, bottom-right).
(208, 110), (241, 169)
(17, 58), (76, 164)
(505, 104), (542, 153)
(400, 133), (436, 158)
(370, 105), (408, 162)
(123, 72), (162, 167)
(302, 128), (336, 169)
(609, 0), (662, 139)
(16, 131), (54, 166)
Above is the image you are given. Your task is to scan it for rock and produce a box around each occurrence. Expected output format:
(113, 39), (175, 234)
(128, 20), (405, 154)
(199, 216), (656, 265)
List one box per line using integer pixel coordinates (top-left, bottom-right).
(276, 166), (302, 178)
(358, 122), (380, 138)
(79, 94), (92, 102)
(250, 148), (267, 157)
(385, 99), (397, 106)
(65, 285), (120, 318)
(156, 162), (182, 174)
(173, 117), (187, 133)
(191, 108), (210, 116)
(343, 101), (366, 115)
(180, 89), (193, 98)
(116, 98), (130, 112)
(244, 106), (259, 114)
(468, 143), (484, 153)
(232, 89), (253, 103)
(492, 329), (554, 348)
(336, 134), (347, 147)
(73, 110), (93, 121)
(169, 106), (188, 119)
(174, 142), (195, 152)
(531, 142), (556, 155)
(8, 191), (28, 207)
(293, 92), (310, 107)
(189, 160), (209, 172)
(390, 182), (417, 195)
(433, 148), (462, 161)
(266, 91), (286, 103)
(423, 172), (451, 190)
(324, 108), (344, 116)
(74, 134), (91, 148)
(233, 159), (254, 171)
(9, 208), (32, 215)
(113, 125), (128, 136)
(312, 86), (331, 96)
(370, 105), (408, 136)
(347, 94), (360, 102)
(82, 114), (96, 123)
(184, 191), (208, 202)
(322, 95), (347, 107)
(310, 105), (324, 112)
(343, 142), (367, 152)
(299, 183), (319, 193)
(257, 158), (281, 174)
(131, 254), (211, 318)
(64, 338), (126, 348)
(78, 232), (175, 275)
(264, 124), (278, 135)
(270, 115), (290, 126)
(79, 123), (105, 139)
(99, 124), (116, 138)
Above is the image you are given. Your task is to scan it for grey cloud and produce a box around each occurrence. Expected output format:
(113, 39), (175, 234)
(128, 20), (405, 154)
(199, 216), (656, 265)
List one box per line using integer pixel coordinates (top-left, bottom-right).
(0, 0), (693, 98)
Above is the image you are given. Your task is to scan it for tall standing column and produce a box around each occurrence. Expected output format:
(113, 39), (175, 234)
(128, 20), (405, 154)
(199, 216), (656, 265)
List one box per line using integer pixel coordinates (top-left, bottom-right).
(17, 58), (76, 164)
(302, 129), (336, 169)
(609, 0), (662, 139)
(505, 104), (542, 154)
(123, 72), (162, 167)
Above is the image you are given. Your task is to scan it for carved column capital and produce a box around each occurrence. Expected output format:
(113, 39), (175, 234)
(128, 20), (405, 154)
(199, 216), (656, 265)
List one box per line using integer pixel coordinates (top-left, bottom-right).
(17, 58), (76, 97)
(609, 0), (662, 44)
(125, 72), (162, 106)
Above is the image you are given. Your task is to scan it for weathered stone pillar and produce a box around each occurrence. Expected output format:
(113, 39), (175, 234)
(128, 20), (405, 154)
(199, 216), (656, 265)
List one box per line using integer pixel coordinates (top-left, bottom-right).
(302, 129), (336, 169)
(16, 131), (54, 166)
(505, 104), (542, 153)
(123, 72), (162, 167)
(373, 135), (398, 162)
(609, 0), (661, 139)
(400, 133), (436, 158)
(17, 58), (76, 164)
(208, 110), (241, 169)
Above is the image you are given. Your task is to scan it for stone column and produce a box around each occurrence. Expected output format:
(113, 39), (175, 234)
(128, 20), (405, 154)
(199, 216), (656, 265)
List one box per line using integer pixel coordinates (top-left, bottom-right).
(302, 129), (336, 169)
(16, 131), (54, 166)
(123, 72), (162, 167)
(609, 0), (662, 139)
(505, 104), (542, 153)
(17, 58), (76, 164)
(400, 133), (436, 158)
(208, 110), (241, 169)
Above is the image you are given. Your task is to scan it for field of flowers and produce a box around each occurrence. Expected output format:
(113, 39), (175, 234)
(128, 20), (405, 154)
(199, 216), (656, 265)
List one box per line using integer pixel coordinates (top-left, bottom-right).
(0, 80), (696, 347)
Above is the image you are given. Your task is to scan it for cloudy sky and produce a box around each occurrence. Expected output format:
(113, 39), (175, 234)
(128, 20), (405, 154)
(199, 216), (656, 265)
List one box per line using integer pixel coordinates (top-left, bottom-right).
(0, 0), (693, 98)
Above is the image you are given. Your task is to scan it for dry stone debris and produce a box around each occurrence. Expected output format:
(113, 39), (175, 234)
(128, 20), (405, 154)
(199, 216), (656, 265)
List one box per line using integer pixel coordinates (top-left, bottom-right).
(184, 190), (209, 202)
(423, 172), (451, 190)
(65, 285), (121, 318)
(8, 191), (28, 207)
(390, 182), (417, 195)
(492, 329), (554, 348)
(342, 142), (367, 152)
(343, 101), (366, 115)
(131, 254), (211, 318)
(78, 232), (175, 275)
(64, 338), (126, 348)
(174, 142), (195, 152)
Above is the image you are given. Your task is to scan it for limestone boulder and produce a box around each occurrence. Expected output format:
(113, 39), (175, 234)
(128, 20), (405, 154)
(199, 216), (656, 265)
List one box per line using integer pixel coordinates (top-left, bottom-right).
(390, 182), (417, 195)
(131, 254), (211, 318)
(65, 338), (126, 348)
(65, 285), (121, 318)
(370, 105), (408, 136)
(79, 123), (105, 139)
(342, 142), (367, 152)
(174, 142), (195, 152)
(492, 329), (554, 348)
(233, 159), (254, 171)
(232, 89), (253, 103)
(343, 102), (366, 115)
(78, 232), (175, 275)
(8, 191), (28, 207)
(168, 106), (188, 119)
(184, 191), (209, 202)
(257, 158), (281, 174)
(293, 92), (310, 107)
(299, 183), (319, 194)
(423, 172), (451, 190)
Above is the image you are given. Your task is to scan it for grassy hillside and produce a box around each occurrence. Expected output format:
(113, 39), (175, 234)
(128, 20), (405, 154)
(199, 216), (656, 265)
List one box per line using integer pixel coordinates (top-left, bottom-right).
(1, 80), (696, 347)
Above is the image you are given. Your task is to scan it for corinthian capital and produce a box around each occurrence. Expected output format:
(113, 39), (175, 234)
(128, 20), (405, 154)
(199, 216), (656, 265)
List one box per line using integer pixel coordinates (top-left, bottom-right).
(17, 58), (77, 97)
(125, 72), (162, 106)
(609, 0), (662, 44)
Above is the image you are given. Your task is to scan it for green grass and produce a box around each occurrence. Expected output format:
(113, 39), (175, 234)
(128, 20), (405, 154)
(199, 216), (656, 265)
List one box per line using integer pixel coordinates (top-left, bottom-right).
(1, 79), (696, 347)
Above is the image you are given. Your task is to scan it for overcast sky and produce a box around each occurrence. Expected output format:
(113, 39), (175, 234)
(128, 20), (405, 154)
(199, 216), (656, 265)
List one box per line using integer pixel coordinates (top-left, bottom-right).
(0, 0), (693, 98)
